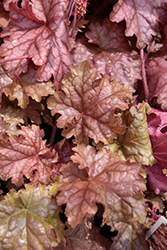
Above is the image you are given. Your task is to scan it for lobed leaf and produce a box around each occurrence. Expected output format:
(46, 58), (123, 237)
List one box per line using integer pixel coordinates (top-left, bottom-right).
(71, 20), (142, 91)
(55, 216), (111, 250)
(2, 65), (55, 108)
(110, 0), (167, 49)
(0, 125), (57, 186)
(0, 184), (64, 250)
(0, 0), (72, 89)
(47, 61), (132, 144)
(57, 145), (146, 228)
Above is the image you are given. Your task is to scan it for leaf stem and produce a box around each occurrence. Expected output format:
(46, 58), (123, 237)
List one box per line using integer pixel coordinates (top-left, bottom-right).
(140, 49), (149, 100)
(70, 4), (77, 38)
(0, 55), (29, 64)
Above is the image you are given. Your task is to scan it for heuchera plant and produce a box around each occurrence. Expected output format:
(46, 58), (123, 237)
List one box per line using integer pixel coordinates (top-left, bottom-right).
(0, 0), (167, 249)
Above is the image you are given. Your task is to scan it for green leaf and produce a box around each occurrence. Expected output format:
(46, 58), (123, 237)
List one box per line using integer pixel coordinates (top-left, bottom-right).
(0, 184), (64, 250)
(119, 102), (155, 165)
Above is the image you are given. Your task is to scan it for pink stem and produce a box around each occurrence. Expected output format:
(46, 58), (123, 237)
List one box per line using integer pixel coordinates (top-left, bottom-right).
(67, 0), (76, 19)
(0, 55), (29, 64)
(70, 4), (77, 38)
(140, 49), (149, 101)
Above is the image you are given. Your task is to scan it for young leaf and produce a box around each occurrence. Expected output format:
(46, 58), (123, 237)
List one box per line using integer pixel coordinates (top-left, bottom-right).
(0, 184), (64, 250)
(110, 0), (167, 49)
(119, 102), (155, 165)
(47, 61), (132, 144)
(57, 145), (146, 228)
(0, 0), (72, 89)
(0, 125), (57, 186)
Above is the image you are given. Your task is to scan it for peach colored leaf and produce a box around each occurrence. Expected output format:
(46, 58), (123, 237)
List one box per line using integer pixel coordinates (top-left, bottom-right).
(0, 3), (9, 28)
(0, 105), (25, 136)
(57, 145), (146, 228)
(55, 216), (111, 250)
(111, 221), (149, 250)
(2, 65), (55, 108)
(47, 61), (132, 145)
(0, 125), (57, 186)
(119, 102), (155, 165)
(0, 184), (64, 250)
(0, 0), (72, 89)
(0, 65), (13, 90)
(0, 117), (7, 139)
(110, 0), (167, 49)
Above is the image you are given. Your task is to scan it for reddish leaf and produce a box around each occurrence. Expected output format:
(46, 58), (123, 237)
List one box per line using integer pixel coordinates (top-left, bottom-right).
(147, 108), (167, 166)
(57, 145), (146, 228)
(47, 61), (132, 144)
(0, 125), (57, 186)
(85, 19), (130, 52)
(53, 139), (75, 173)
(24, 99), (42, 125)
(147, 162), (167, 194)
(146, 39), (167, 111)
(71, 20), (142, 91)
(0, 0), (72, 89)
(92, 51), (141, 92)
(111, 221), (149, 250)
(110, 0), (167, 49)
(55, 216), (111, 250)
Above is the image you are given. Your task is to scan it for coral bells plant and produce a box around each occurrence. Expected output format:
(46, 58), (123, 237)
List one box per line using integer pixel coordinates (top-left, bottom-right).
(0, 0), (167, 249)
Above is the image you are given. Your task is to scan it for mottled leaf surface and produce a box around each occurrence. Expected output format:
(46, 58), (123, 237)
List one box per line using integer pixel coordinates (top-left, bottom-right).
(47, 61), (132, 144)
(2, 65), (54, 108)
(71, 20), (141, 91)
(119, 102), (154, 165)
(85, 19), (130, 52)
(55, 217), (111, 250)
(0, 185), (64, 250)
(0, 125), (57, 186)
(111, 221), (149, 250)
(0, 105), (25, 136)
(57, 145), (146, 228)
(0, 0), (72, 89)
(110, 0), (167, 49)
